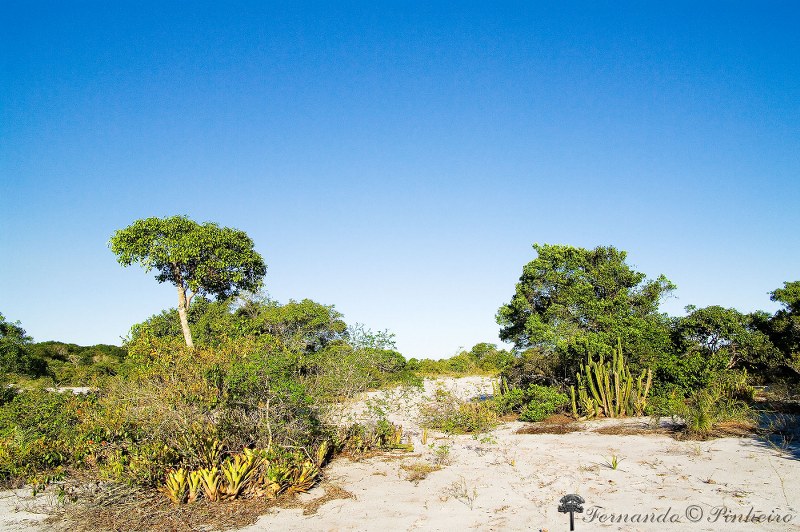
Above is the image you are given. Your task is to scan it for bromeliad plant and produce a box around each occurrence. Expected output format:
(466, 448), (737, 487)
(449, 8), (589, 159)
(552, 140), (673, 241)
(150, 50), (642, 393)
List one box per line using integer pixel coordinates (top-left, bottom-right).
(570, 339), (652, 419)
(220, 450), (260, 499)
(162, 443), (332, 504)
(164, 468), (189, 504)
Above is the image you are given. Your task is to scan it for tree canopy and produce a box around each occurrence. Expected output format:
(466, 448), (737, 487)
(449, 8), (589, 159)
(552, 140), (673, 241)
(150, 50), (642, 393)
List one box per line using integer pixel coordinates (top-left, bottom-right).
(673, 305), (778, 372)
(755, 281), (800, 376)
(496, 243), (675, 376)
(110, 216), (266, 348)
(0, 313), (48, 378)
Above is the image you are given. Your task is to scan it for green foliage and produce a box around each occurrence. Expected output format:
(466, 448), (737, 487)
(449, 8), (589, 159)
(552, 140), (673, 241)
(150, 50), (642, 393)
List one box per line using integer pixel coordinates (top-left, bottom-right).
(674, 305), (779, 374)
(420, 388), (498, 434)
(127, 296), (347, 356)
(0, 387), (90, 485)
(337, 419), (413, 454)
(755, 281), (800, 379)
(497, 244), (674, 379)
(678, 382), (754, 438)
(0, 313), (49, 378)
(110, 216), (266, 301)
(491, 382), (569, 422)
(28, 341), (126, 385)
(499, 347), (561, 389)
(517, 385), (569, 422)
(110, 216), (266, 347)
(411, 343), (512, 377)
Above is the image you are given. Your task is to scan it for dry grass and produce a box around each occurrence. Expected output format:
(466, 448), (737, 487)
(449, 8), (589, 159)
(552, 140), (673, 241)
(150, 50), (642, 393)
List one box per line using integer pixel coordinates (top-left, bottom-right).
(46, 479), (355, 531)
(592, 424), (675, 436)
(515, 414), (580, 435)
(47, 485), (280, 532)
(400, 462), (441, 484)
(672, 420), (758, 441)
(277, 482), (355, 516)
(541, 413), (575, 424)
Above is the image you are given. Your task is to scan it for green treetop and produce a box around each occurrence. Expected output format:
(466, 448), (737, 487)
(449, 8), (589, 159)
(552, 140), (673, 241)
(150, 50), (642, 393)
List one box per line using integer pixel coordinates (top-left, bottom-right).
(497, 243), (675, 376)
(110, 215), (266, 348)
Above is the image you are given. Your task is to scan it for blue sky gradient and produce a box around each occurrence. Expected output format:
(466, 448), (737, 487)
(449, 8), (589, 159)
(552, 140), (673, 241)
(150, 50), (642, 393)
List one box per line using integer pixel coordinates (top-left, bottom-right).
(2, 2), (798, 358)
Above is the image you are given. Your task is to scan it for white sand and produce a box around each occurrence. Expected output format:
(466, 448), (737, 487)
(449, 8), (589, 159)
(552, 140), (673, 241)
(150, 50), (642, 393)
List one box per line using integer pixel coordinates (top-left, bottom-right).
(2, 376), (798, 531)
(241, 376), (800, 532)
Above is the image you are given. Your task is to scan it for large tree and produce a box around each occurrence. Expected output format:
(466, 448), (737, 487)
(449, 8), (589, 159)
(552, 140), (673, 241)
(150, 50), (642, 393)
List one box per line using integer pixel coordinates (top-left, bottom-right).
(110, 216), (266, 348)
(497, 244), (674, 376)
(674, 305), (778, 372)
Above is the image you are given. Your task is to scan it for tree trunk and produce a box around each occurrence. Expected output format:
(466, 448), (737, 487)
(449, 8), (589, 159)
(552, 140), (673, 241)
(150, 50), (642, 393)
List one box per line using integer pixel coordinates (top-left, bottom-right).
(176, 284), (194, 349)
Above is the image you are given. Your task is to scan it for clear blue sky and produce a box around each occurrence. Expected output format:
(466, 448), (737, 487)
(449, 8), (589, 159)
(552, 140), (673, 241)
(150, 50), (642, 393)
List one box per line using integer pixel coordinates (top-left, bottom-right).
(1, 2), (798, 358)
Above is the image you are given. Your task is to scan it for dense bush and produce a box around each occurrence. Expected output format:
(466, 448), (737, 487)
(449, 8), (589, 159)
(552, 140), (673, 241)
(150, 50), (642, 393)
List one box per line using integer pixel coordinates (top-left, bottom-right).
(411, 343), (512, 377)
(517, 385), (569, 422)
(0, 387), (90, 486)
(0, 313), (49, 379)
(492, 383), (569, 421)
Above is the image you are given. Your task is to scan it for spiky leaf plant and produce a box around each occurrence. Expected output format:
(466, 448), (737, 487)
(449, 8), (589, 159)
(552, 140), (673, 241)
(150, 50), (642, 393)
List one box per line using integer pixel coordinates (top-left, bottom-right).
(164, 468), (189, 505)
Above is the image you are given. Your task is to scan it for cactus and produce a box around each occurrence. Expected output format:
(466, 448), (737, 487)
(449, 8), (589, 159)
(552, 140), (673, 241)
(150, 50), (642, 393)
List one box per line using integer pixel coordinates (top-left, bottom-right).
(164, 468), (189, 504)
(572, 339), (651, 419)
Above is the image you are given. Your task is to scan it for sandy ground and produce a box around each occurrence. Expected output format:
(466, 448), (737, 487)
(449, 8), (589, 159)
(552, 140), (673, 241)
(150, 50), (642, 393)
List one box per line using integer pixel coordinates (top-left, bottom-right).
(240, 377), (800, 532)
(1, 376), (798, 531)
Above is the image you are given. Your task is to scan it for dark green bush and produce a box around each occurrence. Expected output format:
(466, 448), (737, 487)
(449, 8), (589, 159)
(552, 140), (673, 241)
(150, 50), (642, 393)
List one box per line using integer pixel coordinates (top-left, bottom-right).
(492, 383), (569, 421)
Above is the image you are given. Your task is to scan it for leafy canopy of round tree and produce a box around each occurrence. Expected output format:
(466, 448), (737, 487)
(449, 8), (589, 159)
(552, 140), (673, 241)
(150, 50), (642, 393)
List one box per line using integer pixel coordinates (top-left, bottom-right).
(497, 243), (675, 375)
(674, 305), (778, 372)
(110, 216), (266, 348)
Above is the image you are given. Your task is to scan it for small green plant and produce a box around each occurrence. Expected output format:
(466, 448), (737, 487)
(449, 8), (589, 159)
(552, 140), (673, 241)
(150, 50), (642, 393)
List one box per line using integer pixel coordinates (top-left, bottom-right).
(285, 459), (320, 494)
(220, 451), (259, 499)
(678, 382), (754, 438)
(198, 466), (221, 501)
(400, 461), (441, 484)
(601, 454), (622, 470)
(432, 444), (452, 466)
(187, 470), (202, 503)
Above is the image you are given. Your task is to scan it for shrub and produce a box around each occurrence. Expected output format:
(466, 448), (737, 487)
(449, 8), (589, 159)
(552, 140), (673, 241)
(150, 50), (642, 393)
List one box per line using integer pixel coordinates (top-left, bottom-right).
(0, 387), (91, 486)
(678, 382), (755, 438)
(517, 385), (569, 422)
(499, 347), (561, 389)
(420, 388), (497, 434)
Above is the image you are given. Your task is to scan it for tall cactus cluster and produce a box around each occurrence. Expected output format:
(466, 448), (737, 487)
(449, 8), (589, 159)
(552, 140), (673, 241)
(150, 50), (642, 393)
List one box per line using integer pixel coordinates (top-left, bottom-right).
(570, 339), (652, 419)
